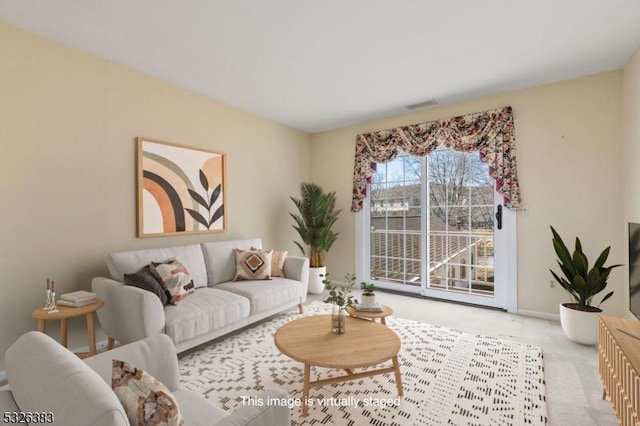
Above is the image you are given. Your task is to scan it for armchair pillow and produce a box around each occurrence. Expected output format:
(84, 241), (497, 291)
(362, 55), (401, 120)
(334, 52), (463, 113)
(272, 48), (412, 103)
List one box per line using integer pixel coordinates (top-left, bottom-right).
(112, 359), (184, 426)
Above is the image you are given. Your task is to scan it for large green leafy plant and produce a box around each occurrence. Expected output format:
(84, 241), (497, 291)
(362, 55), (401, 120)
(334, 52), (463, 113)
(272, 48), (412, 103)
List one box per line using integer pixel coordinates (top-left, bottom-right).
(549, 226), (621, 311)
(290, 183), (341, 268)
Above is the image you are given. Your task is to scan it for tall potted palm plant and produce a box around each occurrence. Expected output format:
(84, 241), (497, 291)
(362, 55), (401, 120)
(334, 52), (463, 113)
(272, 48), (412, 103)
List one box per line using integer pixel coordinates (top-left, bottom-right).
(550, 226), (621, 345)
(290, 183), (342, 294)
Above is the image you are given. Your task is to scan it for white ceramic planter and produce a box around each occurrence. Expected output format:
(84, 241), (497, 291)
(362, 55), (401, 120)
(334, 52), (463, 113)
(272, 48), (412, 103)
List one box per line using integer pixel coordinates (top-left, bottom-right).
(360, 294), (376, 307)
(559, 303), (601, 345)
(307, 266), (326, 294)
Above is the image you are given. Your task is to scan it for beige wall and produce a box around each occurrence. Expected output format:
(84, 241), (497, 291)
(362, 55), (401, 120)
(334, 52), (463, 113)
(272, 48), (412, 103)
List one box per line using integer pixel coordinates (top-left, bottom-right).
(623, 48), (640, 318)
(310, 71), (625, 317)
(0, 23), (310, 371)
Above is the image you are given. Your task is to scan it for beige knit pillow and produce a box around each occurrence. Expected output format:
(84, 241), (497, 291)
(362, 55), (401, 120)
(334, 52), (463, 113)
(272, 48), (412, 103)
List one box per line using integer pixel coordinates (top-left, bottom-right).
(252, 246), (287, 277)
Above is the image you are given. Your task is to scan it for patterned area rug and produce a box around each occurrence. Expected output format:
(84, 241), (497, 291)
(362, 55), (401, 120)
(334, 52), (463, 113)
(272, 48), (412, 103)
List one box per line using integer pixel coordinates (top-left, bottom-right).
(179, 302), (548, 425)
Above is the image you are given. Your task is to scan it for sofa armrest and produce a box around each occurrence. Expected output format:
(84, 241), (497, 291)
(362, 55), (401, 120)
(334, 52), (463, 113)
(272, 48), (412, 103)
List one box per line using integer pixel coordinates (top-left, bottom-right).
(91, 276), (165, 345)
(215, 388), (291, 426)
(283, 256), (309, 300)
(84, 334), (180, 392)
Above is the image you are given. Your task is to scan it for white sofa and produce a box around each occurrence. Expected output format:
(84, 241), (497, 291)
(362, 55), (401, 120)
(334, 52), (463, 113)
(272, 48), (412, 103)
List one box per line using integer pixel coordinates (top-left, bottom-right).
(92, 238), (309, 353)
(1, 331), (290, 426)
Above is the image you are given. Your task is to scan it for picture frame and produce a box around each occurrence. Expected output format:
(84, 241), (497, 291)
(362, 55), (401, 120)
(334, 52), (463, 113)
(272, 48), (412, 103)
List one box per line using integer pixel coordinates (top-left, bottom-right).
(137, 137), (226, 237)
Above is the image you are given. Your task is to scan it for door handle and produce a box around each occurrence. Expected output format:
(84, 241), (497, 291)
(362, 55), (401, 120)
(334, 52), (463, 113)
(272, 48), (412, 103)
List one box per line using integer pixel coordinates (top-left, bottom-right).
(496, 205), (502, 230)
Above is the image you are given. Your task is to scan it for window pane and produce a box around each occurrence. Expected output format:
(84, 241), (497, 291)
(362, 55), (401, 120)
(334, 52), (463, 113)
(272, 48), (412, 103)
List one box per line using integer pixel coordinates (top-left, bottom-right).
(471, 206), (493, 230)
(403, 156), (422, 183)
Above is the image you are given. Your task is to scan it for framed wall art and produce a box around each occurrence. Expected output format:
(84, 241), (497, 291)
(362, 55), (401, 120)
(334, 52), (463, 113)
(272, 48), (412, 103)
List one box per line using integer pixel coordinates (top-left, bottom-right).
(137, 137), (226, 237)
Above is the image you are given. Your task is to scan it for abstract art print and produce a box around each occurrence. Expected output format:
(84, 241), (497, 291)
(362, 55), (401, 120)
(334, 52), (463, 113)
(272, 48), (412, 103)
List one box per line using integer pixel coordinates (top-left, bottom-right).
(137, 137), (226, 237)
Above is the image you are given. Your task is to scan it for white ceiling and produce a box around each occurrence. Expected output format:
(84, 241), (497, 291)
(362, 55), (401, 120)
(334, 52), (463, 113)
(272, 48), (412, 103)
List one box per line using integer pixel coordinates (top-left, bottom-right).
(1, 1), (640, 133)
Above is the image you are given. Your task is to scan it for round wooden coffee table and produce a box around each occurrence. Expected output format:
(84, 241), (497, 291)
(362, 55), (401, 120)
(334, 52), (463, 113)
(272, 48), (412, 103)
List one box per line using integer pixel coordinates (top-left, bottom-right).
(274, 314), (403, 417)
(346, 304), (393, 325)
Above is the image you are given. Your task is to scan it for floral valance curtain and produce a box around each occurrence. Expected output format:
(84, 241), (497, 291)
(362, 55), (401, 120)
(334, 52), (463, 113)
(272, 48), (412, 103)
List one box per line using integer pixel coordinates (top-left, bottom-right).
(351, 106), (521, 212)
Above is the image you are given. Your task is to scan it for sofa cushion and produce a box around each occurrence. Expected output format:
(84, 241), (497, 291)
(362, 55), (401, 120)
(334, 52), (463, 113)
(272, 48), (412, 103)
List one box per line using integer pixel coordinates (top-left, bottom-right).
(112, 359), (184, 426)
(124, 264), (171, 305)
(201, 239), (262, 286)
(173, 389), (228, 425)
(215, 277), (301, 315)
(108, 244), (208, 289)
(234, 248), (272, 281)
(5, 331), (128, 426)
(164, 288), (250, 345)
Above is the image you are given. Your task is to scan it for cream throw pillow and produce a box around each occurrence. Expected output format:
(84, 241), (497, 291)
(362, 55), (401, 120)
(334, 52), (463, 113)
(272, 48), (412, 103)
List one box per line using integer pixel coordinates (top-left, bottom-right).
(252, 246), (287, 277)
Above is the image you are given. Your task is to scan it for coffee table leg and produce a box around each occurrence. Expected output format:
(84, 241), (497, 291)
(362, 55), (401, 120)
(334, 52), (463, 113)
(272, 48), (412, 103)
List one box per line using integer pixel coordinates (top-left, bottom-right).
(392, 356), (403, 396)
(381, 317), (387, 325)
(302, 363), (311, 417)
(37, 319), (46, 333)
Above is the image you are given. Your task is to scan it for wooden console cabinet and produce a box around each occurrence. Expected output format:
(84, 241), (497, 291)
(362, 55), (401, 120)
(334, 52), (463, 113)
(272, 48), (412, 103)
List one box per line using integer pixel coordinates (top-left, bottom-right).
(599, 316), (640, 426)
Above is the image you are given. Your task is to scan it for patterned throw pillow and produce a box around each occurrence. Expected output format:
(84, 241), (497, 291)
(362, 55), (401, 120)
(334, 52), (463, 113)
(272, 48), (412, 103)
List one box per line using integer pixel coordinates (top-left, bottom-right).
(112, 359), (184, 426)
(124, 265), (172, 305)
(150, 259), (195, 304)
(234, 248), (272, 281)
(251, 246), (287, 277)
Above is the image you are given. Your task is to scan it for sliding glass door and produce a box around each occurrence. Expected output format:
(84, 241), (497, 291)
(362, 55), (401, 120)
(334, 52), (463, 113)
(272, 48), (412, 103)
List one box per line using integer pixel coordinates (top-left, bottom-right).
(357, 150), (516, 311)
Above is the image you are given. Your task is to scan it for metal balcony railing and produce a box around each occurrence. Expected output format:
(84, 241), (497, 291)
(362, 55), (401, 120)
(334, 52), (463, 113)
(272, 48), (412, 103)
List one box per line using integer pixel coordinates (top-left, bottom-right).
(369, 229), (495, 297)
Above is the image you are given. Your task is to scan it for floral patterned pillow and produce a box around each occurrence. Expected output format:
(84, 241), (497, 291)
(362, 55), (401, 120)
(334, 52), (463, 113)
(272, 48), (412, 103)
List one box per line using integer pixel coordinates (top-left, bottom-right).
(112, 359), (184, 426)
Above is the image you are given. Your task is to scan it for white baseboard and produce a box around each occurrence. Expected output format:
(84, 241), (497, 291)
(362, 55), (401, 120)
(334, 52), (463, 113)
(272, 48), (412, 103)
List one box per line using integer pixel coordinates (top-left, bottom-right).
(74, 338), (110, 354)
(0, 339), (109, 386)
(517, 309), (560, 321)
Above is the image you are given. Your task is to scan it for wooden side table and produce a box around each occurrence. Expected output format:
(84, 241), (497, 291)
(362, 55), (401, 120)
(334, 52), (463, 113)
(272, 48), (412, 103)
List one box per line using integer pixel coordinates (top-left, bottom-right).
(31, 299), (105, 359)
(346, 304), (393, 325)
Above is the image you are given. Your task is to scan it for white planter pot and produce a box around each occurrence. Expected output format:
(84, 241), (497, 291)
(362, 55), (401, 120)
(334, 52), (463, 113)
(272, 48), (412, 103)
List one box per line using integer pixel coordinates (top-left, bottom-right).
(360, 294), (376, 307)
(307, 266), (326, 294)
(559, 303), (601, 345)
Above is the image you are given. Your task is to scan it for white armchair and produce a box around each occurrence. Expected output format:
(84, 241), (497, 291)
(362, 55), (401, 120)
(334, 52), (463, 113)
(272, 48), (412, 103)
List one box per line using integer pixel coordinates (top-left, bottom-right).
(1, 332), (291, 426)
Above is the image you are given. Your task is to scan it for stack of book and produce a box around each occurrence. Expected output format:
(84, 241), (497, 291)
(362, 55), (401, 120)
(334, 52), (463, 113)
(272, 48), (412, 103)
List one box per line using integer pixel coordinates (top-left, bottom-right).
(58, 290), (97, 307)
(354, 303), (383, 312)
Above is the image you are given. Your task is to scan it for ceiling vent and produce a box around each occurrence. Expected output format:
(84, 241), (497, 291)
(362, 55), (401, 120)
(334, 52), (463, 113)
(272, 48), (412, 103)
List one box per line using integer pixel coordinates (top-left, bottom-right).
(405, 98), (438, 110)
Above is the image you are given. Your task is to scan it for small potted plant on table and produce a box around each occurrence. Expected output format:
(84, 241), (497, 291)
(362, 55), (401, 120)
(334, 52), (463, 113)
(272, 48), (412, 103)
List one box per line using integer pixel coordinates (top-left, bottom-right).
(360, 282), (377, 307)
(323, 273), (357, 334)
(549, 226), (621, 345)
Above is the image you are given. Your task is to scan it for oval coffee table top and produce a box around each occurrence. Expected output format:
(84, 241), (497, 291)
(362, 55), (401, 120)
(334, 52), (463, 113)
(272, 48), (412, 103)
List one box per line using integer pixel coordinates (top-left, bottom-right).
(274, 314), (401, 369)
